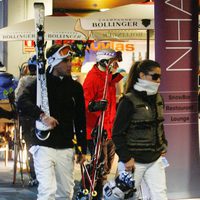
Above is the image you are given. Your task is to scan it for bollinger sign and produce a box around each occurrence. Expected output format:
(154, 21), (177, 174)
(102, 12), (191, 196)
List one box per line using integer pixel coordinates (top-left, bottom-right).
(80, 18), (154, 30)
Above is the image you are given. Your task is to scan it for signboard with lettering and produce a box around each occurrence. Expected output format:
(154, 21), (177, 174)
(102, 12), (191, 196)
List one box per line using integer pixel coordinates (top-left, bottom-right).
(0, 32), (86, 41)
(80, 18), (154, 30)
(91, 30), (155, 41)
(0, 16), (87, 41)
(76, 4), (154, 40)
(155, 0), (200, 198)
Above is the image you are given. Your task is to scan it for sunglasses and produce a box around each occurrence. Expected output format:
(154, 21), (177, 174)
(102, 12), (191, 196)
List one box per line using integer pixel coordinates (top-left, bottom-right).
(147, 73), (161, 80)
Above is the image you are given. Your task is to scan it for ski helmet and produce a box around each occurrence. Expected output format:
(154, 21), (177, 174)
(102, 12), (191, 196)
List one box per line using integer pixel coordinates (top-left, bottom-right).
(28, 55), (37, 74)
(103, 171), (136, 200)
(46, 44), (73, 73)
(103, 180), (125, 200)
(96, 48), (117, 63)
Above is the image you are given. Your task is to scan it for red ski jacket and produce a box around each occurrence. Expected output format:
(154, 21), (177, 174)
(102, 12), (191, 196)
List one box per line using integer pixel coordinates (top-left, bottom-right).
(83, 64), (123, 140)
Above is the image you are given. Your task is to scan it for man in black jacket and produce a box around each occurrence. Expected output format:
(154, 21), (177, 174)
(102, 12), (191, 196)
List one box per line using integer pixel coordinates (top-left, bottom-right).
(17, 44), (87, 200)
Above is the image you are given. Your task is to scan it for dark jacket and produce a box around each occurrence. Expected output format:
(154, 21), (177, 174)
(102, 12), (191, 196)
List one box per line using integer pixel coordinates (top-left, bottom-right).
(112, 89), (168, 163)
(17, 73), (87, 154)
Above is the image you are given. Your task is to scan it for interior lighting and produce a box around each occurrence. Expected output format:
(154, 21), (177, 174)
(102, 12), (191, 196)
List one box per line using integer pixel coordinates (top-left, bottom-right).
(100, 8), (110, 12)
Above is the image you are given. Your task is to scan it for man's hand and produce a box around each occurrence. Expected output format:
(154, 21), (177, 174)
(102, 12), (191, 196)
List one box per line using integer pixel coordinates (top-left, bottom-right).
(76, 154), (86, 165)
(40, 113), (59, 129)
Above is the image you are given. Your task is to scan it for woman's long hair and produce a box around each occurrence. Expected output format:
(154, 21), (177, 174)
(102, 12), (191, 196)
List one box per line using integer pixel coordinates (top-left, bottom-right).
(125, 60), (161, 94)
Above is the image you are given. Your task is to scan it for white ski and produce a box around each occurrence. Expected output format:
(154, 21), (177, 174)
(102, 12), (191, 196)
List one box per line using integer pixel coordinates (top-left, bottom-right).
(34, 2), (50, 140)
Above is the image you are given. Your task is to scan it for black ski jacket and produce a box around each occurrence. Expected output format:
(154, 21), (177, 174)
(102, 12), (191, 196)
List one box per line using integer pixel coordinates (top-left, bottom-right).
(17, 73), (87, 154)
(112, 89), (168, 163)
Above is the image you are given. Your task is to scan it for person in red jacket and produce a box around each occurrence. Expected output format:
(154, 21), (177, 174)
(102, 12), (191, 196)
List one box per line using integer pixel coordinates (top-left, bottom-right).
(83, 48), (124, 198)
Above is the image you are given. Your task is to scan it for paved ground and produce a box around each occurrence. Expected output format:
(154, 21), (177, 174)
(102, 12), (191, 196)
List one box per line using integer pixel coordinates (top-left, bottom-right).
(1, 159), (200, 200)
(0, 160), (37, 200)
(0, 156), (118, 200)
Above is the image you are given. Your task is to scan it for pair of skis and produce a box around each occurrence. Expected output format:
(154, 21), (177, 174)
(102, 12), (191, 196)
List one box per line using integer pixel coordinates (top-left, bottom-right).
(76, 66), (110, 200)
(34, 3), (51, 141)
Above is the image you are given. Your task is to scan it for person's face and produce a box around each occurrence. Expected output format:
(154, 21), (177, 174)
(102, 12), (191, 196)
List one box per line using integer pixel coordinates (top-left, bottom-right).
(140, 67), (161, 83)
(53, 57), (72, 76)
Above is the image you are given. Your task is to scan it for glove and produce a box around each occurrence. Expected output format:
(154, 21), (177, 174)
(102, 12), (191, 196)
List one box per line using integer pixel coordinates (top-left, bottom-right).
(88, 99), (108, 112)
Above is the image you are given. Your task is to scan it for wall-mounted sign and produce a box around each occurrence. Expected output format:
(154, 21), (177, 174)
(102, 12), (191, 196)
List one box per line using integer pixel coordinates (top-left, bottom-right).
(23, 40), (35, 53)
(80, 18), (154, 30)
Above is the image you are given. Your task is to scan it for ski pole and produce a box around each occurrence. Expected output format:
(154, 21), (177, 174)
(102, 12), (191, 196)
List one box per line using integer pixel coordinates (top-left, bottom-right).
(72, 139), (97, 196)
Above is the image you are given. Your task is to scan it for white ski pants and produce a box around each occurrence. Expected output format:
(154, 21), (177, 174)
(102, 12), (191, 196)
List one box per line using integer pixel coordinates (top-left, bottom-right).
(134, 156), (168, 200)
(118, 156), (168, 200)
(30, 145), (75, 200)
